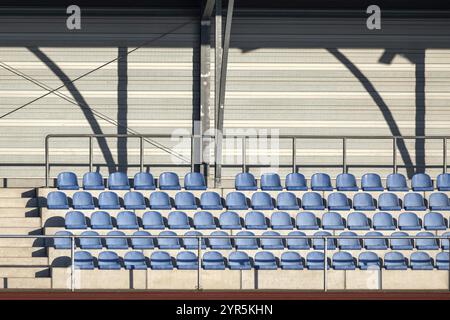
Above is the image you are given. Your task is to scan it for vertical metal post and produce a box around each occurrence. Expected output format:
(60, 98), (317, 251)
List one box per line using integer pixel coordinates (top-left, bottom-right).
(45, 136), (49, 187)
(242, 136), (246, 173)
(324, 236), (328, 292)
(342, 137), (347, 173)
(191, 136), (195, 172)
(292, 137), (296, 173)
(393, 137), (397, 173)
(71, 236), (75, 292)
(89, 136), (93, 172)
(444, 138), (447, 174)
(197, 236), (202, 290)
(140, 136), (144, 172)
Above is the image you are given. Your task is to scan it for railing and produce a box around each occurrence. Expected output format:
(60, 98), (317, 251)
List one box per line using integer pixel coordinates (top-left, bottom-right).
(3, 234), (449, 291)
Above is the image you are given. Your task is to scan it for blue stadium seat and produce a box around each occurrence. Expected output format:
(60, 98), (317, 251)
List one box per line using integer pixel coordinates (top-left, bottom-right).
(254, 252), (277, 270)
(235, 231), (258, 249)
(194, 211), (216, 229)
(437, 173), (450, 191)
(105, 231), (128, 249)
(47, 191), (69, 209)
(90, 211), (113, 229)
(150, 251), (173, 270)
(285, 173), (307, 191)
(124, 251), (147, 270)
(184, 172), (207, 190)
(124, 191), (146, 210)
(98, 251), (121, 270)
(228, 251), (252, 270)
(260, 173), (282, 191)
(72, 191), (95, 210)
(327, 192), (350, 210)
(235, 172), (257, 190)
(312, 231), (336, 250)
(387, 173), (408, 191)
(149, 191), (171, 210)
(296, 212), (319, 230)
(65, 211), (87, 229)
(436, 252), (450, 270)
(311, 173), (333, 191)
(336, 173), (358, 191)
(225, 192), (248, 210)
(378, 193), (401, 210)
(131, 231), (154, 249)
(415, 231), (439, 250)
(390, 232), (413, 250)
(176, 251), (198, 270)
(286, 231), (310, 250)
(429, 192), (450, 210)
(277, 192), (299, 210)
(202, 251), (226, 270)
(219, 211), (242, 229)
(108, 172), (130, 190)
(347, 212), (370, 230)
(332, 252), (355, 270)
(424, 212), (447, 230)
(117, 211), (139, 229)
(442, 232), (450, 250)
(168, 211), (190, 229)
(353, 193), (376, 211)
(270, 211), (293, 230)
(306, 251), (328, 270)
(301, 192), (324, 210)
(280, 251), (303, 270)
(200, 191), (223, 210)
(251, 192), (274, 210)
(398, 212), (421, 230)
(157, 231), (180, 249)
(338, 231), (361, 250)
(208, 231), (232, 249)
(361, 173), (384, 191)
(79, 231), (102, 249)
(142, 211), (165, 229)
(322, 212), (345, 230)
(53, 231), (72, 249)
(175, 192), (197, 210)
(98, 191), (120, 210)
(384, 252), (407, 270)
(133, 172), (155, 190)
(260, 231), (284, 250)
(412, 173), (433, 191)
(358, 252), (381, 270)
(74, 251), (94, 269)
(82, 172), (104, 190)
(57, 172), (79, 190)
(403, 193), (426, 211)
(410, 252), (433, 270)
(245, 211), (267, 229)
(364, 231), (388, 250)
(373, 212), (396, 230)
(159, 172), (181, 190)
(183, 231), (207, 250)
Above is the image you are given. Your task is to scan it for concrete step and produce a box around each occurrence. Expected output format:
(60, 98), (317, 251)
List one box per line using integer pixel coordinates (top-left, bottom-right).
(4, 277), (52, 289)
(0, 247), (46, 258)
(0, 227), (42, 235)
(0, 267), (49, 278)
(0, 208), (40, 218)
(0, 217), (41, 228)
(0, 257), (48, 266)
(0, 188), (36, 198)
(0, 238), (45, 248)
(0, 198), (39, 208)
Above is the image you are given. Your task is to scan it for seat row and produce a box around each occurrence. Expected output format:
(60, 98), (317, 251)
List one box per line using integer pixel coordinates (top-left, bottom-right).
(53, 229), (450, 251)
(73, 250), (450, 270)
(47, 190), (450, 211)
(63, 210), (449, 231)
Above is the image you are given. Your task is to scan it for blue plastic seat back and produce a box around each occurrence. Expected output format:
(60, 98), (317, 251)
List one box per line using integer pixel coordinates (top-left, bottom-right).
(332, 251), (355, 270)
(437, 173), (450, 191)
(322, 212), (345, 230)
(83, 172), (104, 190)
(384, 252), (407, 269)
(277, 192), (299, 210)
(133, 172), (156, 190)
(142, 211), (165, 229)
(65, 211), (87, 229)
(183, 231), (207, 249)
(424, 211), (446, 230)
(387, 173), (408, 191)
(98, 251), (121, 269)
(53, 231), (72, 249)
(202, 251), (225, 270)
(353, 193), (375, 211)
(124, 251), (147, 269)
(219, 211), (242, 229)
(117, 211), (139, 229)
(168, 211), (190, 229)
(131, 230), (154, 249)
(311, 173), (333, 191)
(159, 172), (181, 190)
(194, 211), (216, 229)
(361, 173), (383, 191)
(98, 191), (120, 209)
(336, 173), (358, 191)
(271, 211), (293, 230)
(228, 251), (251, 269)
(235, 231), (258, 249)
(442, 232), (450, 250)
(226, 192), (248, 210)
(404, 193), (426, 210)
(260, 231), (284, 249)
(150, 251), (173, 269)
(285, 173), (307, 191)
(398, 212), (421, 230)
(338, 231), (361, 250)
(347, 212), (370, 230)
(287, 231), (309, 250)
(390, 232), (413, 250)
(184, 172), (207, 190)
(235, 173), (257, 190)
(149, 191), (171, 210)
(412, 173), (433, 191)
(359, 252), (380, 269)
(251, 192), (274, 210)
(124, 191), (146, 209)
(312, 231), (336, 250)
(307, 251), (327, 270)
(72, 191), (95, 209)
(91, 211), (113, 229)
(176, 251), (198, 269)
(296, 212), (319, 230)
(429, 192), (450, 210)
(108, 172), (130, 190)
(157, 231), (180, 249)
(364, 231), (388, 250)
(415, 231), (439, 250)
(327, 192), (350, 210)
(200, 191), (223, 210)
(74, 251), (94, 269)
(378, 193), (401, 210)
(79, 231), (102, 249)
(436, 252), (450, 270)
(260, 173), (282, 191)
(106, 231), (128, 249)
(410, 252), (433, 270)
(302, 192), (324, 210)
(47, 191), (69, 209)
(254, 251), (277, 269)
(373, 212), (395, 230)
(281, 251), (303, 270)
(57, 172), (79, 190)
(245, 211), (267, 229)
(208, 231), (232, 249)
(175, 191), (197, 210)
